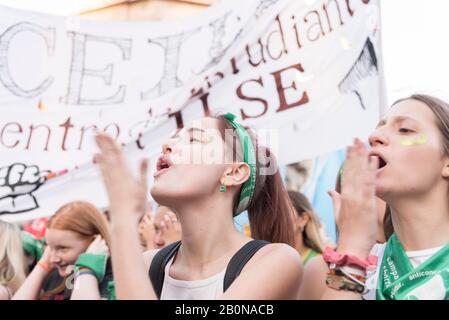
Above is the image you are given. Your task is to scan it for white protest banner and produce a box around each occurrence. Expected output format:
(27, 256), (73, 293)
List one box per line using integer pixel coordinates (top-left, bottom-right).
(0, 0), (385, 221)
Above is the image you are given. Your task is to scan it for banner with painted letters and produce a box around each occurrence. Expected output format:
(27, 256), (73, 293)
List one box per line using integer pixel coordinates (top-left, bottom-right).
(0, 0), (385, 221)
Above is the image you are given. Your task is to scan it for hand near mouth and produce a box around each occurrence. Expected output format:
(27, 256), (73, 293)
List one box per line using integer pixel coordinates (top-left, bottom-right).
(94, 133), (149, 225)
(328, 138), (378, 258)
(38, 246), (54, 273)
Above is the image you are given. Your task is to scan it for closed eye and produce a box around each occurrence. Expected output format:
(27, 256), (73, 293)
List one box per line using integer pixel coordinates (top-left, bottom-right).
(399, 128), (414, 133)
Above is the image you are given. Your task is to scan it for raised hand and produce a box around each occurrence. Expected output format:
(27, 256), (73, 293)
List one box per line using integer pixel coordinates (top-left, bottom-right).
(37, 245), (54, 273)
(94, 133), (149, 225)
(160, 211), (182, 246)
(86, 235), (109, 257)
(329, 138), (378, 258)
(139, 211), (156, 249)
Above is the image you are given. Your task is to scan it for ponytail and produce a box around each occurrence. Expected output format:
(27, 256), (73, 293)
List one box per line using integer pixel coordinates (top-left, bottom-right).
(248, 155), (296, 246)
(216, 115), (296, 246)
(383, 206), (394, 240)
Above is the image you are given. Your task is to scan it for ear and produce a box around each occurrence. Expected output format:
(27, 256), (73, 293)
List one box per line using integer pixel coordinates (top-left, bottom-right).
(442, 159), (449, 178)
(220, 162), (251, 188)
(296, 211), (311, 230)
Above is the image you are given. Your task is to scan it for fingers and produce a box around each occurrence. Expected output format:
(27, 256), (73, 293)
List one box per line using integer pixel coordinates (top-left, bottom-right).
(327, 190), (342, 221)
(159, 220), (167, 235)
(143, 213), (152, 225)
(166, 211), (177, 222)
(344, 139), (370, 175)
(139, 159), (149, 196)
(369, 155), (379, 173)
(160, 212), (176, 235)
(94, 134), (125, 170)
(164, 214), (172, 229)
(95, 133), (121, 156)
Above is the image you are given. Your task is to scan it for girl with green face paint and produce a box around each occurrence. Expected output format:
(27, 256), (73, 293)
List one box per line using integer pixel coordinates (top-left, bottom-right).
(399, 134), (428, 146)
(299, 94), (449, 300)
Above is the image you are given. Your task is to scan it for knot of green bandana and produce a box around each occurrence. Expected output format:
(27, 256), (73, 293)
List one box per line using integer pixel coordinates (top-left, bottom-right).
(223, 112), (257, 215)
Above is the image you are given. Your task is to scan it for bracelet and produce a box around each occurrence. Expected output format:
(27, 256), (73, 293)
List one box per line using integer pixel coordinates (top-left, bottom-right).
(76, 269), (97, 279)
(323, 247), (378, 270)
(75, 253), (107, 283)
(37, 261), (52, 273)
(339, 265), (366, 277)
(329, 266), (366, 286)
(326, 264), (367, 294)
(326, 273), (365, 294)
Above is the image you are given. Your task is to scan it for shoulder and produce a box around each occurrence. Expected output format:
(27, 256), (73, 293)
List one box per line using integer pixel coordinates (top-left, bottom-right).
(0, 285), (11, 300)
(223, 243), (302, 299)
(246, 243), (302, 271)
(240, 243), (303, 286)
(143, 249), (161, 270)
(297, 254), (329, 299)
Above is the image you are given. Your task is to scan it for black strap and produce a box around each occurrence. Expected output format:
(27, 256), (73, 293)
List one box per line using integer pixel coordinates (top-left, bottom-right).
(149, 240), (182, 299)
(149, 239), (270, 298)
(223, 240), (270, 292)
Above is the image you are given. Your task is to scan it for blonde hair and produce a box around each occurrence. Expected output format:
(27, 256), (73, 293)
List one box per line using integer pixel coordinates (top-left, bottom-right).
(0, 221), (27, 295)
(287, 191), (326, 253)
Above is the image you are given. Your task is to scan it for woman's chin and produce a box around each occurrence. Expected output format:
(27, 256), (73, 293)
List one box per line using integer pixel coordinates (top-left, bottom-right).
(150, 187), (174, 207)
(375, 184), (389, 200)
(56, 266), (69, 277)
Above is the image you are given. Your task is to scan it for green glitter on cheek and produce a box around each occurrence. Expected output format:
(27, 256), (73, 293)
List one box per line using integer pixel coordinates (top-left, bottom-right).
(399, 134), (428, 146)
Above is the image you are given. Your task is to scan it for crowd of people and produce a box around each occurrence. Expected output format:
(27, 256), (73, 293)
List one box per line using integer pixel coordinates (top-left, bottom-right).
(1, 94), (449, 300)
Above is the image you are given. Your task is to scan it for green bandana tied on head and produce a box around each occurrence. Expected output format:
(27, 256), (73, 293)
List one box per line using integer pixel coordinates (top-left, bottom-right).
(223, 113), (257, 215)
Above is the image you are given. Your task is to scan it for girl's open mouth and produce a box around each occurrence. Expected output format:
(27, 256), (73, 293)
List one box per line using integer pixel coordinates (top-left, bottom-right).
(369, 151), (388, 171)
(154, 155), (173, 178)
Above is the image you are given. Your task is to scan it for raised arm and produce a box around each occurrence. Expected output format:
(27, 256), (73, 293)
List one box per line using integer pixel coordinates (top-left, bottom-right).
(299, 139), (378, 300)
(12, 246), (52, 300)
(94, 133), (157, 299)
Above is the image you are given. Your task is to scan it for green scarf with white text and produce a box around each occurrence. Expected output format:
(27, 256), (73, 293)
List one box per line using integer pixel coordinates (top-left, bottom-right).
(376, 234), (449, 300)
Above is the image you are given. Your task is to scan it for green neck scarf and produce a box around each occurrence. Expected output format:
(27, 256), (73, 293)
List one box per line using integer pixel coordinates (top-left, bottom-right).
(376, 234), (449, 300)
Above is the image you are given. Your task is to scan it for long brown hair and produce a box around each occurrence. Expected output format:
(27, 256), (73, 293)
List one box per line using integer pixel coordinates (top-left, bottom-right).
(47, 201), (111, 248)
(216, 115), (296, 246)
(383, 94), (449, 240)
(287, 191), (325, 253)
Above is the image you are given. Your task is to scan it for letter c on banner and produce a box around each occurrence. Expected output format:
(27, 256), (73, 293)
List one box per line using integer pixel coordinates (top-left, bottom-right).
(0, 22), (55, 98)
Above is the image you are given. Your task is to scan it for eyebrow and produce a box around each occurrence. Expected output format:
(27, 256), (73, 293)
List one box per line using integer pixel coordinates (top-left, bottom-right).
(376, 116), (418, 128)
(186, 127), (206, 134)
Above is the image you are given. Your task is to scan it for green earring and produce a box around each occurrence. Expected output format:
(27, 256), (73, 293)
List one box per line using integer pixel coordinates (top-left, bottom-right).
(219, 184), (227, 192)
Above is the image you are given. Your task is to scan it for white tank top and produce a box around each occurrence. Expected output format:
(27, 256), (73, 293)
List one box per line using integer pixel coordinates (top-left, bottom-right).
(160, 256), (227, 300)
